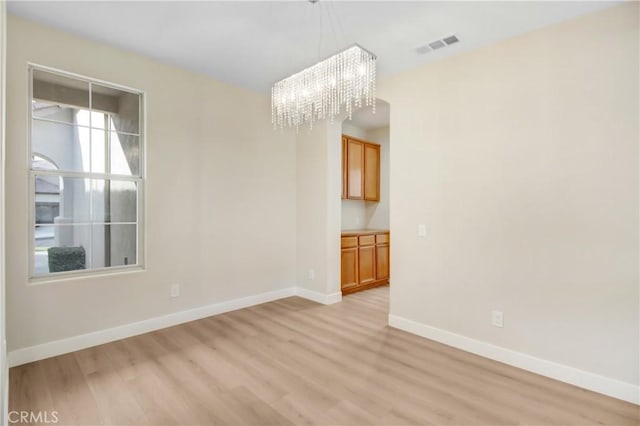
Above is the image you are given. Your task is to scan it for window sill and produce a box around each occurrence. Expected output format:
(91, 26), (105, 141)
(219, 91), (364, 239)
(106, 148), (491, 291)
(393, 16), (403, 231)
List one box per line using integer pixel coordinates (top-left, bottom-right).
(28, 265), (146, 286)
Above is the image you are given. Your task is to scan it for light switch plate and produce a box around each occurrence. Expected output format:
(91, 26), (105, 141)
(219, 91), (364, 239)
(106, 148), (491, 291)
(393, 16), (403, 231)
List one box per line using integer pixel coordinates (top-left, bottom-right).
(418, 224), (427, 237)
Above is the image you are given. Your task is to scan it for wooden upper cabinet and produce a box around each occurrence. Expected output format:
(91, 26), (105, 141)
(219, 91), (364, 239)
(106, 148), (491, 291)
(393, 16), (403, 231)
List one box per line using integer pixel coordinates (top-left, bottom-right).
(342, 137), (348, 199)
(342, 135), (380, 202)
(364, 144), (380, 201)
(346, 139), (364, 199)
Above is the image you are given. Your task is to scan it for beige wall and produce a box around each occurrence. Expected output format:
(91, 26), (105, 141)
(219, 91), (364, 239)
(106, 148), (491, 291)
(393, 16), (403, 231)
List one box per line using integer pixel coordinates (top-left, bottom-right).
(296, 124), (329, 293)
(380, 2), (638, 387)
(5, 16), (297, 351)
(296, 118), (343, 297)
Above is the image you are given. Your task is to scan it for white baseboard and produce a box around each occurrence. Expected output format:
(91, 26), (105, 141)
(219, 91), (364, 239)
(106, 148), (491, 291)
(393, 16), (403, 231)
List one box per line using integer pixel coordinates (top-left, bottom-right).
(388, 314), (639, 405)
(8, 287), (297, 367)
(295, 287), (342, 305)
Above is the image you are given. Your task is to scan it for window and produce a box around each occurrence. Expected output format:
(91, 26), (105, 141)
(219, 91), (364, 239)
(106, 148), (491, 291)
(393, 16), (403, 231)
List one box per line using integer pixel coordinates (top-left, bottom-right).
(29, 66), (144, 278)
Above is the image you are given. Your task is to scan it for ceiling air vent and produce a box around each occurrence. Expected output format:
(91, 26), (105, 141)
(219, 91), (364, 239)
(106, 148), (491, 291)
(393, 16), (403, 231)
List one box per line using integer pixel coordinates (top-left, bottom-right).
(428, 40), (446, 50)
(416, 34), (460, 54)
(443, 35), (459, 45)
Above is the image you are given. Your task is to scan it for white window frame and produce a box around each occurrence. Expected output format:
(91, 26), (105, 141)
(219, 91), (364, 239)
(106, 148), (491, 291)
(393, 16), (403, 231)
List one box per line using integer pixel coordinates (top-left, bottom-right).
(27, 64), (146, 283)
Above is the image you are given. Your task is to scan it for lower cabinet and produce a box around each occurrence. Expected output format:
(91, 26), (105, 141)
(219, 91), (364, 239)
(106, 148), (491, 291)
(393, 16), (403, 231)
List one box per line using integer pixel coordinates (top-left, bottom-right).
(341, 231), (390, 295)
(376, 243), (390, 281)
(358, 245), (376, 285)
(340, 236), (358, 292)
(375, 232), (390, 281)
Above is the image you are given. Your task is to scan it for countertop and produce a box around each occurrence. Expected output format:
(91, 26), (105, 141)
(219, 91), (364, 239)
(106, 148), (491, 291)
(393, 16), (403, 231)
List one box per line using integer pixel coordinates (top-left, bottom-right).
(341, 229), (389, 237)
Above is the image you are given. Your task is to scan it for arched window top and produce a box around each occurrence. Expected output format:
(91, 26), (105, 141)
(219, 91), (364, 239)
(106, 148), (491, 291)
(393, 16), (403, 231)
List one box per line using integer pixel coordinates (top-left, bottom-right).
(32, 153), (59, 171)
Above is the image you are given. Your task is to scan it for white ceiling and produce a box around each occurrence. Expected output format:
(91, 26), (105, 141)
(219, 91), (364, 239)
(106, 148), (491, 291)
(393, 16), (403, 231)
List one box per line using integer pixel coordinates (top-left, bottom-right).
(8, 1), (620, 94)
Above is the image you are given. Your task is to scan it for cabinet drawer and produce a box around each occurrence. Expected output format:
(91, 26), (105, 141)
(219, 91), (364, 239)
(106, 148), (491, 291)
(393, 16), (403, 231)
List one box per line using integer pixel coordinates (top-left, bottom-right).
(376, 233), (389, 244)
(359, 235), (375, 246)
(341, 236), (358, 248)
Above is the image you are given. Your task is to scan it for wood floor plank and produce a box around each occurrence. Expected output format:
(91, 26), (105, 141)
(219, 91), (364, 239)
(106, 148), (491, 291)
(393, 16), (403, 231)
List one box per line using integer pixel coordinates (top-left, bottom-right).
(8, 361), (55, 425)
(9, 286), (639, 425)
(125, 369), (196, 426)
(74, 345), (149, 425)
(38, 353), (104, 425)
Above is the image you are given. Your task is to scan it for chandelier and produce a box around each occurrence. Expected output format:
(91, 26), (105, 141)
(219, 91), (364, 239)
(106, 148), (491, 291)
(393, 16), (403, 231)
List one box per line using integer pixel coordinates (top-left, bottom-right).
(271, 44), (377, 130)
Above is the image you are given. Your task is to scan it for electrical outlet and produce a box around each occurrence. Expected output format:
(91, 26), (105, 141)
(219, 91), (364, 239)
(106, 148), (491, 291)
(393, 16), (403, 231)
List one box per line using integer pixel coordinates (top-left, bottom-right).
(491, 310), (504, 328)
(170, 284), (180, 298)
(417, 224), (427, 237)
(308, 269), (315, 280)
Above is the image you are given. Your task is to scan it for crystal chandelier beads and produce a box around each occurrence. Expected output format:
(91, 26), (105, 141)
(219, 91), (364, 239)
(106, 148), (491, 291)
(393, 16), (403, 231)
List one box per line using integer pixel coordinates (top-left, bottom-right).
(272, 44), (376, 130)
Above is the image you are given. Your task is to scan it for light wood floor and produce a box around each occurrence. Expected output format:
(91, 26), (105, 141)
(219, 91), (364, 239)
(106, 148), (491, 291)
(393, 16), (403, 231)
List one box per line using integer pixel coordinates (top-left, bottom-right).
(10, 286), (639, 426)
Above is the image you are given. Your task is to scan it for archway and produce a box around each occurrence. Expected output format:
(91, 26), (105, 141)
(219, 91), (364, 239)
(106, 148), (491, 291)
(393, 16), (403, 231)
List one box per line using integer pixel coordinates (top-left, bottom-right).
(333, 99), (391, 308)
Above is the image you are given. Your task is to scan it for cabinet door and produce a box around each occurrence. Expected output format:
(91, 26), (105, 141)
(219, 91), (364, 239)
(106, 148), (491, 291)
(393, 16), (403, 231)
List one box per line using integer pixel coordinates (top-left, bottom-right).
(347, 139), (363, 199)
(342, 137), (347, 199)
(376, 243), (390, 281)
(364, 143), (380, 201)
(341, 248), (358, 290)
(358, 245), (376, 284)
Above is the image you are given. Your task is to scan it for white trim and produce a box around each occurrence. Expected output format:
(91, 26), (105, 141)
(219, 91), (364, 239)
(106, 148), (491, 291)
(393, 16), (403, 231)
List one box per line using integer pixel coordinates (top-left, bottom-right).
(32, 117), (141, 137)
(388, 314), (640, 405)
(33, 168), (142, 181)
(28, 265), (145, 286)
(28, 63), (144, 95)
(8, 286), (297, 367)
(295, 287), (342, 305)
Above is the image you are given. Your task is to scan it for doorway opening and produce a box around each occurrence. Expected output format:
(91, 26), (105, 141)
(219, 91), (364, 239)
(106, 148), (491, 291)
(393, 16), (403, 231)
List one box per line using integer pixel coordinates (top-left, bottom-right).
(339, 99), (391, 307)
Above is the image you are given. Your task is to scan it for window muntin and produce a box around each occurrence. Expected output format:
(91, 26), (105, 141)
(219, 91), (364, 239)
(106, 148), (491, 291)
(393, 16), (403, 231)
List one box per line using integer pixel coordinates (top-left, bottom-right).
(30, 66), (144, 278)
